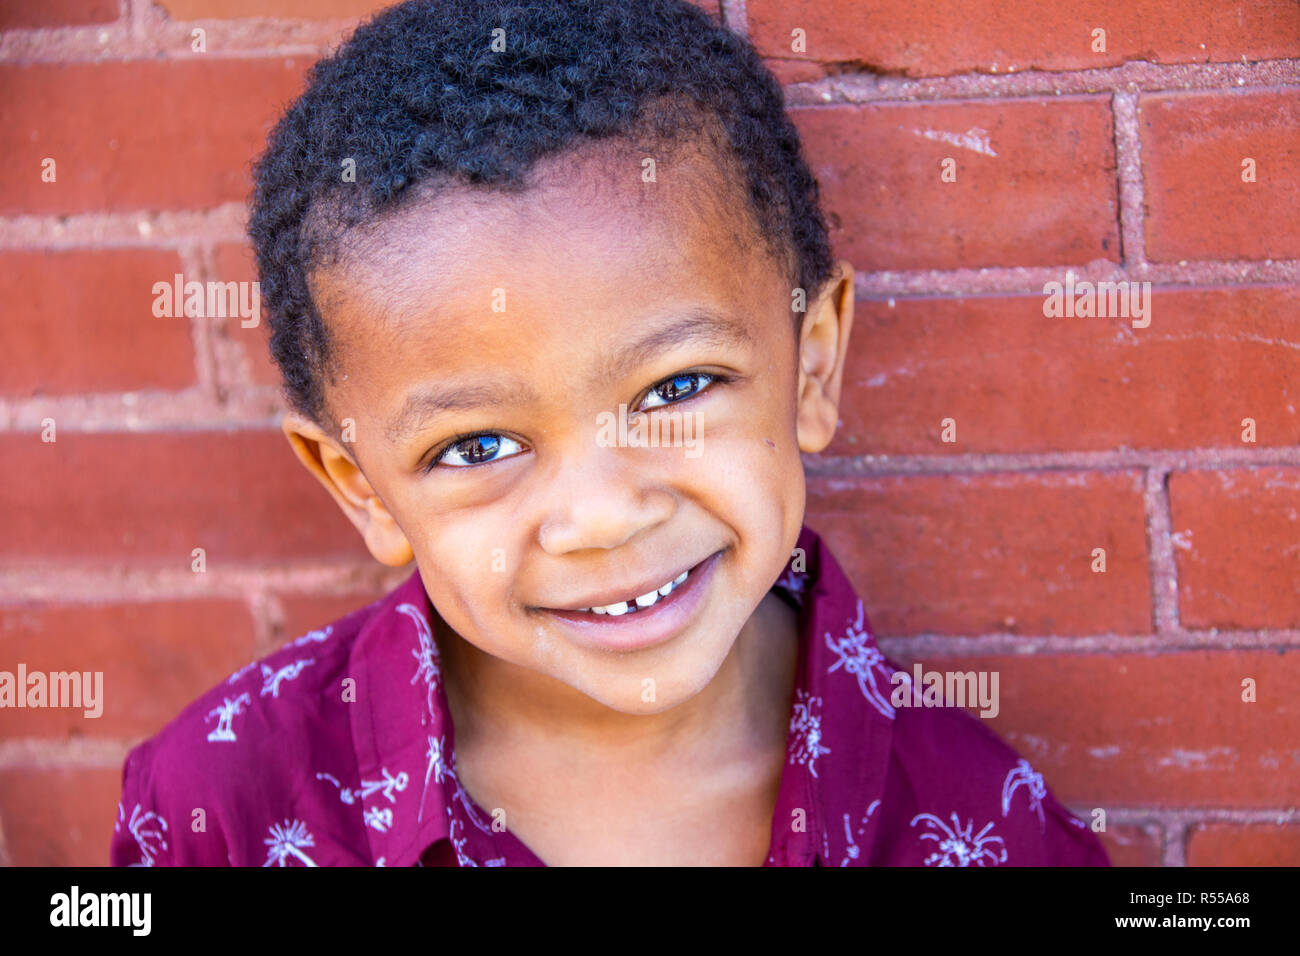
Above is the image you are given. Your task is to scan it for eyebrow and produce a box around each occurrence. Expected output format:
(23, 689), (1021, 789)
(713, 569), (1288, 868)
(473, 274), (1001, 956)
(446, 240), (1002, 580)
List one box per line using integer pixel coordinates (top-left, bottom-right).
(599, 309), (753, 386)
(386, 380), (539, 443)
(385, 308), (753, 442)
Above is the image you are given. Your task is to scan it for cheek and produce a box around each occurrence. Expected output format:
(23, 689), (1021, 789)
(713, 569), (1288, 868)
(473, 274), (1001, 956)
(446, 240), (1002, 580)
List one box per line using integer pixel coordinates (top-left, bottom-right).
(718, 419), (807, 569)
(690, 430), (804, 540)
(667, 368), (803, 514)
(411, 521), (518, 627)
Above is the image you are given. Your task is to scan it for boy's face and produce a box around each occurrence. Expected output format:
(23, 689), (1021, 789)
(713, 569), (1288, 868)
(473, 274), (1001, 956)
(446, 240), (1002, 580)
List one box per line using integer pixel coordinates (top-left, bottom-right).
(288, 138), (854, 715)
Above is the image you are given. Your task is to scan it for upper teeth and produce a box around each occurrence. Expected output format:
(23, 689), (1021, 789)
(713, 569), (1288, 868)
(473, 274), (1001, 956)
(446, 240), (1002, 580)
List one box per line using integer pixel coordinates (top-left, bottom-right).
(581, 571), (689, 616)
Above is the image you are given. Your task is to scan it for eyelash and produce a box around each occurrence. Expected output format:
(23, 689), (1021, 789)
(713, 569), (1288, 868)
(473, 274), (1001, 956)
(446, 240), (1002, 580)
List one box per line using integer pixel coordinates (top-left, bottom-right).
(423, 370), (726, 472)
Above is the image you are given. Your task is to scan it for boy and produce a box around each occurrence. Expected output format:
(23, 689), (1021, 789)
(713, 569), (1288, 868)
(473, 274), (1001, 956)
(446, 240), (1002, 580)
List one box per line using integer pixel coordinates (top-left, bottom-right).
(110, 0), (1108, 866)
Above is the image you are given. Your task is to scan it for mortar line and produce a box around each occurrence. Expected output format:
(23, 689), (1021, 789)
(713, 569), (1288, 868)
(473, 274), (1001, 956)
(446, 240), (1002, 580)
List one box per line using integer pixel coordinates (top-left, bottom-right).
(1111, 90), (1147, 267)
(1145, 467), (1181, 634)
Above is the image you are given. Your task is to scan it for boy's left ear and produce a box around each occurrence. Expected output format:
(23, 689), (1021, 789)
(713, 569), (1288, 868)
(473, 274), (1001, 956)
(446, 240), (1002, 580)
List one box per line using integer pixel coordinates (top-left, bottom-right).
(796, 258), (855, 453)
(280, 412), (416, 568)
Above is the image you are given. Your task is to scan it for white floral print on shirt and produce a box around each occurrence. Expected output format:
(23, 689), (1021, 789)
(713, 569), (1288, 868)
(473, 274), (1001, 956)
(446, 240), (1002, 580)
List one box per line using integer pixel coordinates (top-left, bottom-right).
(910, 812), (1007, 867)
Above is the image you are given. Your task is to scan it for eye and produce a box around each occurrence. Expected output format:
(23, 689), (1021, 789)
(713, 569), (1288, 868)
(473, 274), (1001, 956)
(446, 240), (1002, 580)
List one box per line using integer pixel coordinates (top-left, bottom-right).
(638, 372), (717, 410)
(431, 433), (525, 469)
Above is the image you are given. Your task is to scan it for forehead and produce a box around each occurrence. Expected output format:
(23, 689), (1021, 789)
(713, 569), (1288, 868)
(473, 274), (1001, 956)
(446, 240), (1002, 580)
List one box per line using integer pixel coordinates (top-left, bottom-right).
(314, 135), (768, 312)
(308, 136), (785, 418)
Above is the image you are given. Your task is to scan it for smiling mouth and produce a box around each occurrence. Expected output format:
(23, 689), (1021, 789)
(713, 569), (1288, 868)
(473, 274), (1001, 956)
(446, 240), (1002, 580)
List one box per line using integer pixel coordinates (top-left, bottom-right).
(575, 569), (690, 617)
(536, 551), (724, 652)
(540, 551), (719, 619)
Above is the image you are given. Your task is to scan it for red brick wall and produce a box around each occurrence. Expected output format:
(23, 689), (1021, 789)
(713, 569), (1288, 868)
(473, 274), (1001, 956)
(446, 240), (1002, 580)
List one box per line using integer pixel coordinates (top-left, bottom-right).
(1, 0), (1296, 867)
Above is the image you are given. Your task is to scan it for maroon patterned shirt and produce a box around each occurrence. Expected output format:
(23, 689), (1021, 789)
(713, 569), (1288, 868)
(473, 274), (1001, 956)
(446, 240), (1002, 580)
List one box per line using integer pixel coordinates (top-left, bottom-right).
(110, 526), (1109, 867)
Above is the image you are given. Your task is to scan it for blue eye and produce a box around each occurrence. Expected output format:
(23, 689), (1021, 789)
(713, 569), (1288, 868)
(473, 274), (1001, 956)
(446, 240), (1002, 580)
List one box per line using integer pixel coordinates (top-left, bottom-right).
(639, 372), (715, 410)
(432, 433), (524, 469)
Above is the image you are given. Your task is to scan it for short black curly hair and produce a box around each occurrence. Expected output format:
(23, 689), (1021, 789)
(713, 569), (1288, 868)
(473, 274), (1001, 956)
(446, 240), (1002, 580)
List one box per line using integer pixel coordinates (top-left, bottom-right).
(248, 0), (834, 428)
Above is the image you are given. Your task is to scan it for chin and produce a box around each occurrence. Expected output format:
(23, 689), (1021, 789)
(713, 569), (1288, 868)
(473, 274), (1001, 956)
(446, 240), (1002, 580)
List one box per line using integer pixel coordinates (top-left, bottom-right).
(584, 653), (730, 716)
(592, 690), (693, 717)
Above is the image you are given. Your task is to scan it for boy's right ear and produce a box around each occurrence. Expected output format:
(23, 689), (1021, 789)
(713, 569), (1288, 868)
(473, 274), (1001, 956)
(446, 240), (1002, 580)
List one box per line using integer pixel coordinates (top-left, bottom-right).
(279, 412), (415, 567)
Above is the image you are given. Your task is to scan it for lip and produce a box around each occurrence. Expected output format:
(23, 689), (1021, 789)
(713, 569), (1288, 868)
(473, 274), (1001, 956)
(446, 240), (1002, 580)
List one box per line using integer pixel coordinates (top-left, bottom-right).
(538, 550), (724, 653)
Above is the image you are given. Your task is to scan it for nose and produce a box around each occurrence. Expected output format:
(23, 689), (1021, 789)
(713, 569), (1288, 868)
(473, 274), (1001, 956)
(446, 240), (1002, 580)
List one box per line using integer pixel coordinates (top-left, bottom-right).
(537, 445), (676, 555)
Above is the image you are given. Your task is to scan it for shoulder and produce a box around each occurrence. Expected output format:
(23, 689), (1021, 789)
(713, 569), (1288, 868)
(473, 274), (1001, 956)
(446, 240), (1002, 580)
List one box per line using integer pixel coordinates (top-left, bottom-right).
(109, 591), (392, 866)
(871, 701), (1109, 866)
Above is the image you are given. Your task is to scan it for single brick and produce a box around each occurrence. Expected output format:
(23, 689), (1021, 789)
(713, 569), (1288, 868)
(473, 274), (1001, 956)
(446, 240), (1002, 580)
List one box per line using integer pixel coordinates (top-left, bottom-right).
(1142, 91), (1300, 262)
(806, 470), (1150, 636)
(793, 99), (1119, 271)
(907, 650), (1300, 808)
(748, 0), (1300, 78)
(0, 0), (119, 29)
(1, 249), (196, 397)
(832, 286), (1300, 456)
(154, 0), (392, 17)
(0, 431), (373, 565)
(0, 59), (308, 215)
(154, 0), (720, 20)
(1170, 468), (1300, 630)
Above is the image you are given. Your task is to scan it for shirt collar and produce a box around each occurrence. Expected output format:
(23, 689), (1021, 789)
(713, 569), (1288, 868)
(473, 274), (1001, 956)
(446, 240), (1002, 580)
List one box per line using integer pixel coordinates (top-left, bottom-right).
(349, 524), (898, 866)
(345, 567), (458, 867)
(779, 525), (898, 866)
